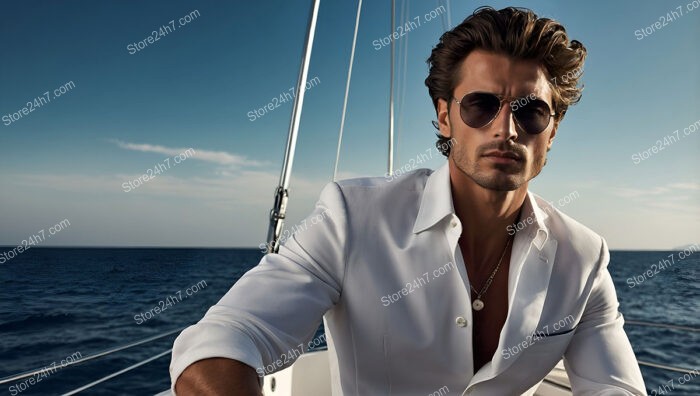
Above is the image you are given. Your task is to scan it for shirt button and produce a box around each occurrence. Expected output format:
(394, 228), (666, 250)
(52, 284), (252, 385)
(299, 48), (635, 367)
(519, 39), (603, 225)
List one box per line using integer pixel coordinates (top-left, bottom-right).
(455, 316), (467, 327)
(451, 220), (458, 228)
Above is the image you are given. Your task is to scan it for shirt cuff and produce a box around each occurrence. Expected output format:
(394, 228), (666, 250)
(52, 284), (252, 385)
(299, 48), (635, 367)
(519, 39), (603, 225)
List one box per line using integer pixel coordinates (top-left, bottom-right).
(169, 322), (264, 395)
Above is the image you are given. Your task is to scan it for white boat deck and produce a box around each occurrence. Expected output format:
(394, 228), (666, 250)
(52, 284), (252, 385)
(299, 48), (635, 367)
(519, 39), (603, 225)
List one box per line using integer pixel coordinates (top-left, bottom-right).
(259, 350), (572, 396)
(156, 350), (571, 395)
(156, 351), (572, 396)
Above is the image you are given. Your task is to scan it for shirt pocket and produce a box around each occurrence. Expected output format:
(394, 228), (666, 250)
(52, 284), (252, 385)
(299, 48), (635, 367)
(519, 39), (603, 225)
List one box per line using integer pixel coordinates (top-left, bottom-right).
(523, 330), (576, 359)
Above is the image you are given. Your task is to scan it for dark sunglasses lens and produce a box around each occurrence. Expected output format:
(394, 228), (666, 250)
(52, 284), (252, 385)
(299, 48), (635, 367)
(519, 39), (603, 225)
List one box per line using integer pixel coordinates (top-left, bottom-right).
(460, 93), (501, 128)
(513, 100), (552, 134)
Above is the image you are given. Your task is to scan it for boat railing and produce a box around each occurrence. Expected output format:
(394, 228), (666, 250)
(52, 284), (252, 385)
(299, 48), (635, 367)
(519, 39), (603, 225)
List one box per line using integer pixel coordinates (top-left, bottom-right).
(0, 327), (184, 395)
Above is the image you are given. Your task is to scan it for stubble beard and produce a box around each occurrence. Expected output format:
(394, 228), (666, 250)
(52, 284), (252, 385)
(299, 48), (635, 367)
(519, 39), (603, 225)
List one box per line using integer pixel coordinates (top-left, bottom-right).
(450, 140), (548, 192)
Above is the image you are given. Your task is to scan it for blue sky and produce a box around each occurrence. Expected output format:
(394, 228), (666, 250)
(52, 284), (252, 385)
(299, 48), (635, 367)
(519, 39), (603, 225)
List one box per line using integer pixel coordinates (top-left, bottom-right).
(0, 0), (698, 249)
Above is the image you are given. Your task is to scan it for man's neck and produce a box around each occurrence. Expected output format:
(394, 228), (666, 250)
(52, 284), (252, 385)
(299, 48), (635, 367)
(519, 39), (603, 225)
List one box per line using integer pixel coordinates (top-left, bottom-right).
(448, 160), (527, 270)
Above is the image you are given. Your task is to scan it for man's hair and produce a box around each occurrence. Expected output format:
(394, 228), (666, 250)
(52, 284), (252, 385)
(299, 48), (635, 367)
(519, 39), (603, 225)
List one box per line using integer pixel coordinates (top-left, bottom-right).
(425, 6), (587, 157)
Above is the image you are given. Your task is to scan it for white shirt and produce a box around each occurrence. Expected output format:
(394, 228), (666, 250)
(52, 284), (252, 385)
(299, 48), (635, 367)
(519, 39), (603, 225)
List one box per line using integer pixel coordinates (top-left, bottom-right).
(170, 162), (646, 395)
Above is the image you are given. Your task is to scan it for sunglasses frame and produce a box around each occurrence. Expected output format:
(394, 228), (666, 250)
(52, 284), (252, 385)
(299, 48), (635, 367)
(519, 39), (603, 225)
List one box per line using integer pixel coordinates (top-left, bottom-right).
(452, 91), (557, 135)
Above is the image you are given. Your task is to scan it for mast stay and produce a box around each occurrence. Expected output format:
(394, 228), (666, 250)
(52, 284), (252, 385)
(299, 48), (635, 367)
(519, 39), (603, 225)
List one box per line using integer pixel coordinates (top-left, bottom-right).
(266, 0), (322, 254)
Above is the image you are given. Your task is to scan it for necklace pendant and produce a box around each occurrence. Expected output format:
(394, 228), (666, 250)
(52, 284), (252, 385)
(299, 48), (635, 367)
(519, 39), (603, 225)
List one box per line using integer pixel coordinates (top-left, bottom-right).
(472, 299), (484, 311)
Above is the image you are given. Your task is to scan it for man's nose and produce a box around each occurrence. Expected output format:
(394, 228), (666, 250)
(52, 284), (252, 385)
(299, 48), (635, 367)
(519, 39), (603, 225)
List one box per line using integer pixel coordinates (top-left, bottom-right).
(491, 102), (519, 141)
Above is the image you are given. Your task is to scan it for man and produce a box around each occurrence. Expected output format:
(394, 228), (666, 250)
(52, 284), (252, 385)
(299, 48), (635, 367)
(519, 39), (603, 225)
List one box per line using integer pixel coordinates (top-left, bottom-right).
(171, 7), (646, 395)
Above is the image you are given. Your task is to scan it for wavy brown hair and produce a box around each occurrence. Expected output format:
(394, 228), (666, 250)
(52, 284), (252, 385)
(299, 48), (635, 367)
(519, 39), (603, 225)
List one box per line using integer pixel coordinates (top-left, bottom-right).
(425, 6), (587, 157)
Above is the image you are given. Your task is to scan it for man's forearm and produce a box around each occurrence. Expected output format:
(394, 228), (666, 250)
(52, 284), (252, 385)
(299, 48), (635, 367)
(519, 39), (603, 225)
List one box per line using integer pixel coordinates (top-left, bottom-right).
(175, 358), (262, 396)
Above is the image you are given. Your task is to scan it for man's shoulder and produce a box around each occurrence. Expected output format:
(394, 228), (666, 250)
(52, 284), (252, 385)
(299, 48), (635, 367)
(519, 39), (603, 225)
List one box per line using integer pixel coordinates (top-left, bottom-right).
(324, 168), (433, 222)
(334, 167), (432, 195)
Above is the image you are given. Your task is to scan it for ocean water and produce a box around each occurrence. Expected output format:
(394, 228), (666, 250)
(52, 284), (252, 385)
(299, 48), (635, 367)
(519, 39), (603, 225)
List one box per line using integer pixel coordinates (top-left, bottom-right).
(0, 248), (697, 395)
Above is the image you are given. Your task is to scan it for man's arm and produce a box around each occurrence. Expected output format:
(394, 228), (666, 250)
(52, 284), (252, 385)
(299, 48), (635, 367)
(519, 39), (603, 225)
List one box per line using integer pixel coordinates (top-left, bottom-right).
(563, 237), (647, 395)
(175, 358), (261, 396)
(169, 182), (349, 394)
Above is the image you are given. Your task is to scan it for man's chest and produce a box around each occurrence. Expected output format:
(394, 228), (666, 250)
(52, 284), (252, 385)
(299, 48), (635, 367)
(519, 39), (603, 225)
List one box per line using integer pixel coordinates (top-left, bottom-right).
(461, 244), (513, 370)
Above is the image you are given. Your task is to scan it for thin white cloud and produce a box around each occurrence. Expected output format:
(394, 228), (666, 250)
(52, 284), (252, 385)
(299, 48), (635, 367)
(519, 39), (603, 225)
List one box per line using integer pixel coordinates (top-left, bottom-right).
(110, 140), (268, 167)
(613, 183), (700, 199)
(8, 171), (325, 208)
(668, 182), (700, 191)
(612, 186), (669, 198)
(609, 182), (700, 217)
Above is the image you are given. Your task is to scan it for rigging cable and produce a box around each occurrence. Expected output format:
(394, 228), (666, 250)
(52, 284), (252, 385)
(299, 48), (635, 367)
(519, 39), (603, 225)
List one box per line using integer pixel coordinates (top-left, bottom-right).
(332, 0), (363, 181)
(266, 0), (321, 253)
(396, 0), (410, 168)
(388, 0), (396, 174)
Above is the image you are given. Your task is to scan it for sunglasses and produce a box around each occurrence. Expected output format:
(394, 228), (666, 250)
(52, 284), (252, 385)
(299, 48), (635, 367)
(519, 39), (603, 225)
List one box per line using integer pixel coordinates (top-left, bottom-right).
(453, 92), (556, 135)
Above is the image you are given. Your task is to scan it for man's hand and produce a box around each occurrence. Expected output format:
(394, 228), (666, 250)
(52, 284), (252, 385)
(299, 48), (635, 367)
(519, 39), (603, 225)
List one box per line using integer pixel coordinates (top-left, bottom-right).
(175, 358), (262, 396)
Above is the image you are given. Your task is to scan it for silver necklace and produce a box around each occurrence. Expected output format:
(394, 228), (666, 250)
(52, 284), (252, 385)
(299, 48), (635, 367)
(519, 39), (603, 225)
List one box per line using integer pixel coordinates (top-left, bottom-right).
(470, 237), (512, 311)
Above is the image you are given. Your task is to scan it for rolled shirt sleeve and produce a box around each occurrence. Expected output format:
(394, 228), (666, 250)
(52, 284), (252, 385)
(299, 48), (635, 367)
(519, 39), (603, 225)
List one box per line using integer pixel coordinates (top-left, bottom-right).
(564, 237), (647, 395)
(169, 182), (348, 392)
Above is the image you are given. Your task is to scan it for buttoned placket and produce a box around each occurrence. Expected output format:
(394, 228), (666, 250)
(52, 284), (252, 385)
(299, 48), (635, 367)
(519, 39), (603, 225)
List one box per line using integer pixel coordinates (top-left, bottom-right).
(444, 215), (476, 377)
(462, 212), (551, 394)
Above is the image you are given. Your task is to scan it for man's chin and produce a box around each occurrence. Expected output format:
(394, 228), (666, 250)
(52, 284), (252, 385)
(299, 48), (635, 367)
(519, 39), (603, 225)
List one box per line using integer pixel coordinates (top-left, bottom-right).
(473, 172), (525, 191)
(483, 181), (522, 192)
(489, 160), (525, 173)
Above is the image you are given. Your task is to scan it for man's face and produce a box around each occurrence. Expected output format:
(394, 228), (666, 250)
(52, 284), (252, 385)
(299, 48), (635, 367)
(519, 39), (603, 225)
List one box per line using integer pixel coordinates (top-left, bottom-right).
(438, 50), (558, 191)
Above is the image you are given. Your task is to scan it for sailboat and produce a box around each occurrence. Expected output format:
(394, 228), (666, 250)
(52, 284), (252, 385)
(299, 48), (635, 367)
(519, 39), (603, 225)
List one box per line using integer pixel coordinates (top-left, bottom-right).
(0, 1), (696, 395)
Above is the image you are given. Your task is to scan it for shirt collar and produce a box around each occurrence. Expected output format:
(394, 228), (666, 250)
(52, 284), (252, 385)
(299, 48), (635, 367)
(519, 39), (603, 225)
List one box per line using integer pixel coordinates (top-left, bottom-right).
(412, 162), (454, 234)
(519, 190), (551, 250)
(412, 161), (550, 249)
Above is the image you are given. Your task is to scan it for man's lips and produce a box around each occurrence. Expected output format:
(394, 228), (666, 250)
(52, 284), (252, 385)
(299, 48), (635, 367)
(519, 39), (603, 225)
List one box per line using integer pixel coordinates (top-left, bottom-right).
(482, 150), (523, 161)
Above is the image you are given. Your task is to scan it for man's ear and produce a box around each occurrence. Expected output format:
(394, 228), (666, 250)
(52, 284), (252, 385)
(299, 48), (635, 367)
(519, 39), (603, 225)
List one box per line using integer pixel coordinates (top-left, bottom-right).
(547, 123), (557, 152)
(437, 98), (451, 138)
(548, 111), (566, 151)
